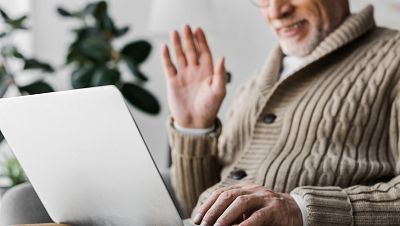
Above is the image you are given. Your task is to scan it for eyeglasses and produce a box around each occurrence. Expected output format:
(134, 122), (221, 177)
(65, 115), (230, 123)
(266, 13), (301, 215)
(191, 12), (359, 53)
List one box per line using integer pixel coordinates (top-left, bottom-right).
(250, 0), (269, 8)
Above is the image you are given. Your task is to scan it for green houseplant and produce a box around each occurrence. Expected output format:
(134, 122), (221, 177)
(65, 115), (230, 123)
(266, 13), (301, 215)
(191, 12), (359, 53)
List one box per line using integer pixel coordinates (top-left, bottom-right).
(0, 8), (55, 189)
(57, 1), (160, 115)
(0, 157), (27, 190)
(0, 8), (55, 144)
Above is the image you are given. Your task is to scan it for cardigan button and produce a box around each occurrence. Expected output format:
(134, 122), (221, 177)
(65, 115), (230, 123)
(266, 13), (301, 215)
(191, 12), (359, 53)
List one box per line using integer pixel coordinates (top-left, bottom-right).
(229, 168), (247, 180)
(262, 113), (277, 124)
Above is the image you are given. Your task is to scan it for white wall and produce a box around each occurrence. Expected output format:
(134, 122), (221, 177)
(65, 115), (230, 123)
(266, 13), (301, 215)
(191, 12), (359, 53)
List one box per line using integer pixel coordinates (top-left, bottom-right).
(29, 0), (400, 172)
(352, 0), (400, 29)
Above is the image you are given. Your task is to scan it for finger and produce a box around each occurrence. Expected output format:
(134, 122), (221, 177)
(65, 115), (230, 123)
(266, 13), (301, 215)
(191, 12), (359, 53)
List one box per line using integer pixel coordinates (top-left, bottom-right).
(239, 207), (275, 226)
(194, 27), (213, 66)
(215, 195), (263, 226)
(201, 188), (246, 226)
(182, 24), (199, 66)
(171, 30), (187, 68)
(194, 186), (241, 224)
(161, 43), (177, 78)
(211, 57), (227, 93)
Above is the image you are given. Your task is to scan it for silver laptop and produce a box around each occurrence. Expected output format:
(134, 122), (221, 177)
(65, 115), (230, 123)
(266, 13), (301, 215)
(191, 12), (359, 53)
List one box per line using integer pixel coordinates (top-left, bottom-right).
(0, 86), (189, 226)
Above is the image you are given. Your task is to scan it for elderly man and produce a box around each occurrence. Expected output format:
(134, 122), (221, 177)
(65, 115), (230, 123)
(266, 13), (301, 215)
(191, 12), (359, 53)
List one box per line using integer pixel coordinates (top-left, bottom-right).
(1, 1), (399, 226)
(161, 0), (400, 225)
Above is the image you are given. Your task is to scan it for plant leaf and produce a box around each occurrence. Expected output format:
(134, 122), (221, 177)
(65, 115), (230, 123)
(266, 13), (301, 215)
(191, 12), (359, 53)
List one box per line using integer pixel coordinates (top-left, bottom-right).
(121, 83), (160, 115)
(24, 59), (54, 72)
(12, 15), (27, 25)
(57, 7), (74, 17)
(71, 64), (96, 88)
(0, 67), (10, 97)
(74, 27), (102, 40)
(84, 1), (107, 18)
(5, 158), (27, 187)
(19, 81), (54, 95)
(0, 130), (4, 143)
(98, 14), (115, 34)
(7, 15), (28, 30)
(123, 57), (148, 81)
(92, 67), (121, 86)
(121, 40), (152, 64)
(0, 9), (9, 20)
(114, 26), (129, 38)
(78, 37), (111, 63)
(66, 47), (82, 65)
(66, 27), (103, 64)
(93, 1), (108, 19)
(1, 46), (24, 59)
(97, 14), (129, 40)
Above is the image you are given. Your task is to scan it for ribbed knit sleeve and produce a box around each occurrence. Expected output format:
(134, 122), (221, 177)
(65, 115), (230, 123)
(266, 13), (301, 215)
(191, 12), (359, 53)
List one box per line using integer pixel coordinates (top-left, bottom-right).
(290, 187), (353, 225)
(291, 93), (400, 226)
(167, 118), (222, 215)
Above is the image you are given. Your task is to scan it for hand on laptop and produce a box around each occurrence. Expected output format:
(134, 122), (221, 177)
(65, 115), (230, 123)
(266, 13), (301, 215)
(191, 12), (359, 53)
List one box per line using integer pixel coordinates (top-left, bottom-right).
(161, 25), (227, 129)
(193, 183), (302, 226)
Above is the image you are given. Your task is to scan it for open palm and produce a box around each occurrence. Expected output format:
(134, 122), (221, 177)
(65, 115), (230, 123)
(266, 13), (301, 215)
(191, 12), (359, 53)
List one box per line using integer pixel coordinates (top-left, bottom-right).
(161, 25), (227, 128)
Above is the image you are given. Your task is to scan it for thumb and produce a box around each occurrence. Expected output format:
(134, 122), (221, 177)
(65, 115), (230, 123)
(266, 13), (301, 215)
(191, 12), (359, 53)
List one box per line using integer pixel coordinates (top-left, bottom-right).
(212, 57), (227, 91)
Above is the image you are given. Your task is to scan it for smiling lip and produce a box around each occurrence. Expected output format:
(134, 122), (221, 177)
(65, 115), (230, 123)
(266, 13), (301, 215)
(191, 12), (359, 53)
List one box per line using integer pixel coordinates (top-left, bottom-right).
(276, 20), (307, 38)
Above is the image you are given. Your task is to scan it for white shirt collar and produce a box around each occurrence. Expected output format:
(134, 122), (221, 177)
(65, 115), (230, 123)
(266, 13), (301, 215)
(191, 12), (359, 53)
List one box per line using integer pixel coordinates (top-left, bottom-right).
(280, 55), (306, 80)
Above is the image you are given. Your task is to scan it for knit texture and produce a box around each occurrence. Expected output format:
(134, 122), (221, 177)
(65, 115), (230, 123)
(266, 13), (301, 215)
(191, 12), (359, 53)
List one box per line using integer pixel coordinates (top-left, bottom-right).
(167, 6), (400, 225)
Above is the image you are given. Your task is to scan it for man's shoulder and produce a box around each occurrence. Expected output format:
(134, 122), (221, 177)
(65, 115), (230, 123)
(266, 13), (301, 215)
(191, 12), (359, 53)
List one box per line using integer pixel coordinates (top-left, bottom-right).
(355, 26), (400, 60)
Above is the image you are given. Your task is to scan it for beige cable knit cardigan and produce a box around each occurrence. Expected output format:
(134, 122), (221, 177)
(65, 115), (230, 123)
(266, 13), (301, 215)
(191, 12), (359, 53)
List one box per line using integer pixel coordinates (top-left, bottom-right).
(167, 6), (400, 225)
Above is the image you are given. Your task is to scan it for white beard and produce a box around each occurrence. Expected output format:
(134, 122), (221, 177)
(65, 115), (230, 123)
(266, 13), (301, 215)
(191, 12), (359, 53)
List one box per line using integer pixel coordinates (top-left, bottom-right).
(279, 26), (325, 57)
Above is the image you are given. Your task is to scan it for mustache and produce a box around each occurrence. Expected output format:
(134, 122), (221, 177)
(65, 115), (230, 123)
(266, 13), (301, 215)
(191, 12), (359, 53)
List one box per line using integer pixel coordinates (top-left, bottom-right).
(271, 18), (307, 29)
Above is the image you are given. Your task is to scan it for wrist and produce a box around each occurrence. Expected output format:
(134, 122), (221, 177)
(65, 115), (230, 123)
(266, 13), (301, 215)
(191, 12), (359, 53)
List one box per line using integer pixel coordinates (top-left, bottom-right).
(174, 117), (215, 129)
(283, 194), (303, 226)
(174, 122), (215, 135)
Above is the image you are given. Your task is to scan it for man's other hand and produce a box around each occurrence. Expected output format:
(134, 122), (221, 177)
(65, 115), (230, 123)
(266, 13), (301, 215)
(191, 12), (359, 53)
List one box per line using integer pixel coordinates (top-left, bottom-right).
(193, 183), (303, 226)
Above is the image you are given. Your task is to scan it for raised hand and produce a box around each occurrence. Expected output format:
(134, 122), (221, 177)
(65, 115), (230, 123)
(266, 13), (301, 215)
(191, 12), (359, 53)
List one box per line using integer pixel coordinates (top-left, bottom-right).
(161, 25), (227, 128)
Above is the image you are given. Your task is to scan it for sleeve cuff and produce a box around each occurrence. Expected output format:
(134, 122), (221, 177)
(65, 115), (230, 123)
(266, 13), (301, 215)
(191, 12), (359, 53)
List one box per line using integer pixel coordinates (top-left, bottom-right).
(174, 122), (216, 135)
(291, 187), (353, 226)
(167, 116), (222, 157)
(291, 194), (308, 226)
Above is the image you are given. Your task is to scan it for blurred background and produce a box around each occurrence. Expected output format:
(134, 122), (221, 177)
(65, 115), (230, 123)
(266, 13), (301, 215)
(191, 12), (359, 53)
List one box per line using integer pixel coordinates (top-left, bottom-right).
(0, 0), (399, 199)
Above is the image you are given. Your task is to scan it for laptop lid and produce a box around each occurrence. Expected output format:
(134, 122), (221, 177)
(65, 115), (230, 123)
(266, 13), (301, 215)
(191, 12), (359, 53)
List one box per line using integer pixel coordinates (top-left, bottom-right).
(0, 86), (182, 226)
